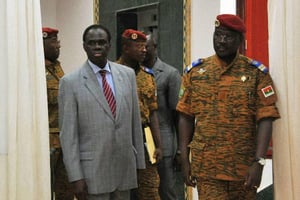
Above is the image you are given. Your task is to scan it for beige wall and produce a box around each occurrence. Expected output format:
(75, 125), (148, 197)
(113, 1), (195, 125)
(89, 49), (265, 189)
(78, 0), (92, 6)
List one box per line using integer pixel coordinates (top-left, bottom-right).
(191, 0), (219, 60)
(190, 0), (236, 60)
(40, 0), (93, 73)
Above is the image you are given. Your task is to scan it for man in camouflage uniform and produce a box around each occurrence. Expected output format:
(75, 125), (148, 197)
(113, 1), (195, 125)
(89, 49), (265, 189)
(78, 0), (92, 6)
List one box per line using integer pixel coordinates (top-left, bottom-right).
(116, 29), (163, 200)
(43, 27), (74, 200)
(177, 14), (280, 200)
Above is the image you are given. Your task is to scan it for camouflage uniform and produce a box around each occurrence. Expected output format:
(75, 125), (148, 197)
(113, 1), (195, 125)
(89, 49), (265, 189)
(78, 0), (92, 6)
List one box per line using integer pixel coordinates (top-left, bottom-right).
(46, 60), (73, 200)
(116, 58), (160, 200)
(176, 54), (280, 199)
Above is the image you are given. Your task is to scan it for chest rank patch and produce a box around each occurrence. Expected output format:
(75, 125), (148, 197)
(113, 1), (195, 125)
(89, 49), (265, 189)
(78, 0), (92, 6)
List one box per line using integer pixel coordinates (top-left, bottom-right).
(261, 85), (275, 98)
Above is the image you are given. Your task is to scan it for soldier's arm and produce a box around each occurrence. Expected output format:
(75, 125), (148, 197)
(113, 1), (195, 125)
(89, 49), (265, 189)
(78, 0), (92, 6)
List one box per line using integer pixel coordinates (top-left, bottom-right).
(255, 118), (273, 161)
(244, 118), (273, 189)
(149, 110), (163, 162)
(178, 111), (195, 186)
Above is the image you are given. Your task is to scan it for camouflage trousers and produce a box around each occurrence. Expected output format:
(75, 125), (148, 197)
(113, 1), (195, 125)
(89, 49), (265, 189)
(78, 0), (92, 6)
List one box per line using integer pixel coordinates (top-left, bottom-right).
(50, 148), (74, 200)
(195, 178), (256, 200)
(136, 160), (160, 200)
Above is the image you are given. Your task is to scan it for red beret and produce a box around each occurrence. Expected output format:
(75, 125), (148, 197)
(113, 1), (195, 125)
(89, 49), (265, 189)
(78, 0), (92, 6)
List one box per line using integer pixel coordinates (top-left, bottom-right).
(215, 14), (246, 33)
(122, 29), (146, 41)
(42, 27), (59, 39)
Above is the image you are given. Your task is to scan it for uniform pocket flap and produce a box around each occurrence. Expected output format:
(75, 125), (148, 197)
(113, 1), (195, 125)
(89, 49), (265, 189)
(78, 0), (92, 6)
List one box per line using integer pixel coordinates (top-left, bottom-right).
(188, 141), (206, 150)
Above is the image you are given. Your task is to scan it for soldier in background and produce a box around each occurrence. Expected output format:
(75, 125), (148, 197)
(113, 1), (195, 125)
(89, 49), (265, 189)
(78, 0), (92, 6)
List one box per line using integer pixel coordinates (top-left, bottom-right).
(116, 29), (163, 200)
(177, 14), (280, 199)
(43, 27), (74, 200)
(142, 33), (182, 200)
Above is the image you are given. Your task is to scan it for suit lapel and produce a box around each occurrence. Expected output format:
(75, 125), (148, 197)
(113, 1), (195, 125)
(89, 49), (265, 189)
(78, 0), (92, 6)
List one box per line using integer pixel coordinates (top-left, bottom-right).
(81, 61), (114, 119)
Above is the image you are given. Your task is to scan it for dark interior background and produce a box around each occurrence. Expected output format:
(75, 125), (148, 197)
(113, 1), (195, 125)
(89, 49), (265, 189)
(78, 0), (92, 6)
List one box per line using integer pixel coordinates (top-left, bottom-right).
(99, 0), (184, 73)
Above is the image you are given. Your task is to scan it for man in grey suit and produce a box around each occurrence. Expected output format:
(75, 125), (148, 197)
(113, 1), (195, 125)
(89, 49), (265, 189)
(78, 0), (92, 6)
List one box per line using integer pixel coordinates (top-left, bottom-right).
(142, 32), (182, 200)
(58, 24), (145, 200)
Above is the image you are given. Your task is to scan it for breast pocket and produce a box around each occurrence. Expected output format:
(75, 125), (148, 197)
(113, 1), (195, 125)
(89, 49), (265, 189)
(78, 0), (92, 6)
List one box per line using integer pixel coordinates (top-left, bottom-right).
(191, 83), (212, 116)
(228, 80), (256, 116)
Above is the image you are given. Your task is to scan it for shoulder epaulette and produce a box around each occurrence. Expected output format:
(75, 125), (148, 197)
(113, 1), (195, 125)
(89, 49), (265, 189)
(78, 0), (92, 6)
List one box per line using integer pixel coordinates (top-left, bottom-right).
(184, 58), (203, 74)
(141, 66), (154, 76)
(250, 59), (269, 74)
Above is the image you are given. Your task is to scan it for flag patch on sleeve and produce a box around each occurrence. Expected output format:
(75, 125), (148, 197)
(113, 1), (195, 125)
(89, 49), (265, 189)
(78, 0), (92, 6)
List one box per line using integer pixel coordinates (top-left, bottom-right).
(261, 85), (275, 98)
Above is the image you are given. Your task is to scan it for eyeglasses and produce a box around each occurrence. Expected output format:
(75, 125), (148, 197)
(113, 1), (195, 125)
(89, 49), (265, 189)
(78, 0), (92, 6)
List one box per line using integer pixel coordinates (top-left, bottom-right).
(214, 33), (236, 42)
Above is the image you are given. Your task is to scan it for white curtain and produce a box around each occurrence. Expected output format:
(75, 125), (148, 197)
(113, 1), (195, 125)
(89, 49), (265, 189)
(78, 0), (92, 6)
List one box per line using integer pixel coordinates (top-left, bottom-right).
(0, 0), (51, 199)
(268, 0), (300, 199)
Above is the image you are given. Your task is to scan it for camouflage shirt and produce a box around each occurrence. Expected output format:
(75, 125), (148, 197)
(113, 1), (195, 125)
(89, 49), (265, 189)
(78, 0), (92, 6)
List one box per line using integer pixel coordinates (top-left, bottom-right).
(177, 54), (280, 181)
(116, 58), (158, 125)
(46, 60), (64, 148)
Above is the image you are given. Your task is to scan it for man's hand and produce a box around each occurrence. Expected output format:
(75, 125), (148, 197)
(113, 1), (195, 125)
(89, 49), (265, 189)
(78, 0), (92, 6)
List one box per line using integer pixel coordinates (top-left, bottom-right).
(153, 147), (163, 163)
(71, 179), (88, 200)
(244, 163), (264, 190)
(173, 150), (182, 172)
(181, 158), (196, 187)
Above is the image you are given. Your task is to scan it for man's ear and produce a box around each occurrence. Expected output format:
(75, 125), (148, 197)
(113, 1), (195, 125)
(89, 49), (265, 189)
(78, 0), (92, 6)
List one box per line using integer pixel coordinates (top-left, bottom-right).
(123, 44), (130, 54)
(83, 42), (87, 51)
(239, 33), (245, 43)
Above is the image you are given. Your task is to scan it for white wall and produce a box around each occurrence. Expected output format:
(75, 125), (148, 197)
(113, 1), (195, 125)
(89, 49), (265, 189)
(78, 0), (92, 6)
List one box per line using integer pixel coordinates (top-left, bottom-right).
(40, 0), (57, 27)
(190, 0), (236, 61)
(40, 0), (93, 73)
(190, 0), (220, 60)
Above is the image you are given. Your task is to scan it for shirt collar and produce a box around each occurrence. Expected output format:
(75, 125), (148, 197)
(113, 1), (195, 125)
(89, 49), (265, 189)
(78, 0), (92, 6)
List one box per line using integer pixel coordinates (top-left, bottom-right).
(88, 60), (111, 74)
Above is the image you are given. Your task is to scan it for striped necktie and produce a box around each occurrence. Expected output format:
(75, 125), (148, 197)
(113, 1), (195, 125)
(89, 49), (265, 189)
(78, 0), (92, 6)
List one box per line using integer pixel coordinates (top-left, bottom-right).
(100, 70), (116, 117)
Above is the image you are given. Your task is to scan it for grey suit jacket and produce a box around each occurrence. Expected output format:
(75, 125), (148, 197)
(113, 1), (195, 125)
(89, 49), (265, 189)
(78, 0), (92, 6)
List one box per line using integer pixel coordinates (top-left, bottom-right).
(152, 58), (181, 156)
(58, 60), (145, 194)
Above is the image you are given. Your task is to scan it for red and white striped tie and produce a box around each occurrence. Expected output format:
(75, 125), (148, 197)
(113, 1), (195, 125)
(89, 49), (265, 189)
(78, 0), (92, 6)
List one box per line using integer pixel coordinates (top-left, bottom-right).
(100, 70), (116, 117)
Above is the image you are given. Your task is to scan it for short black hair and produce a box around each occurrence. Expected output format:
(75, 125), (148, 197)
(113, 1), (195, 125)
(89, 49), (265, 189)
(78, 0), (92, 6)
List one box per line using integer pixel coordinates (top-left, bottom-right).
(82, 24), (111, 42)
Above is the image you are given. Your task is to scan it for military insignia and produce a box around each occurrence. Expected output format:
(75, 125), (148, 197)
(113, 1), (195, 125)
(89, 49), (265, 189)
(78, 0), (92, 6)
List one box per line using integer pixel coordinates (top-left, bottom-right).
(178, 85), (185, 99)
(184, 58), (203, 74)
(197, 68), (206, 74)
(131, 33), (138, 40)
(184, 65), (193, 74)
(142, 66), (154, 76)
(250, 60), (269, 73)
(241, 75), (247, 82)
(215, 19), (220, 27)
(43, 32), (48, 38)
(261, 85), (275, 97)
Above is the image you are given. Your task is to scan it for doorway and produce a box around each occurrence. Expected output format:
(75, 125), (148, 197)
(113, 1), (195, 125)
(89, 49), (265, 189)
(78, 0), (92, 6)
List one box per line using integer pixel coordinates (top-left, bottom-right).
(116, 3), (158, 59)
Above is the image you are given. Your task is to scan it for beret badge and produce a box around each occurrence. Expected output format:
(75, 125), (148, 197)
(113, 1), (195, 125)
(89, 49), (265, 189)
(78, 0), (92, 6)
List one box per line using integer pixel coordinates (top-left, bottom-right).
(215, 19), (220, 27)
(43, 32), (48, 38)
(122, 29), (147, 41)
(131, 33), (138, 40)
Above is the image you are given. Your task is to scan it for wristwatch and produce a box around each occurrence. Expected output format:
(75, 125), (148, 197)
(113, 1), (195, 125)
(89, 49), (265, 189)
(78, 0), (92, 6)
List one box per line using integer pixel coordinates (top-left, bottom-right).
(254, 157), (266, 166)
